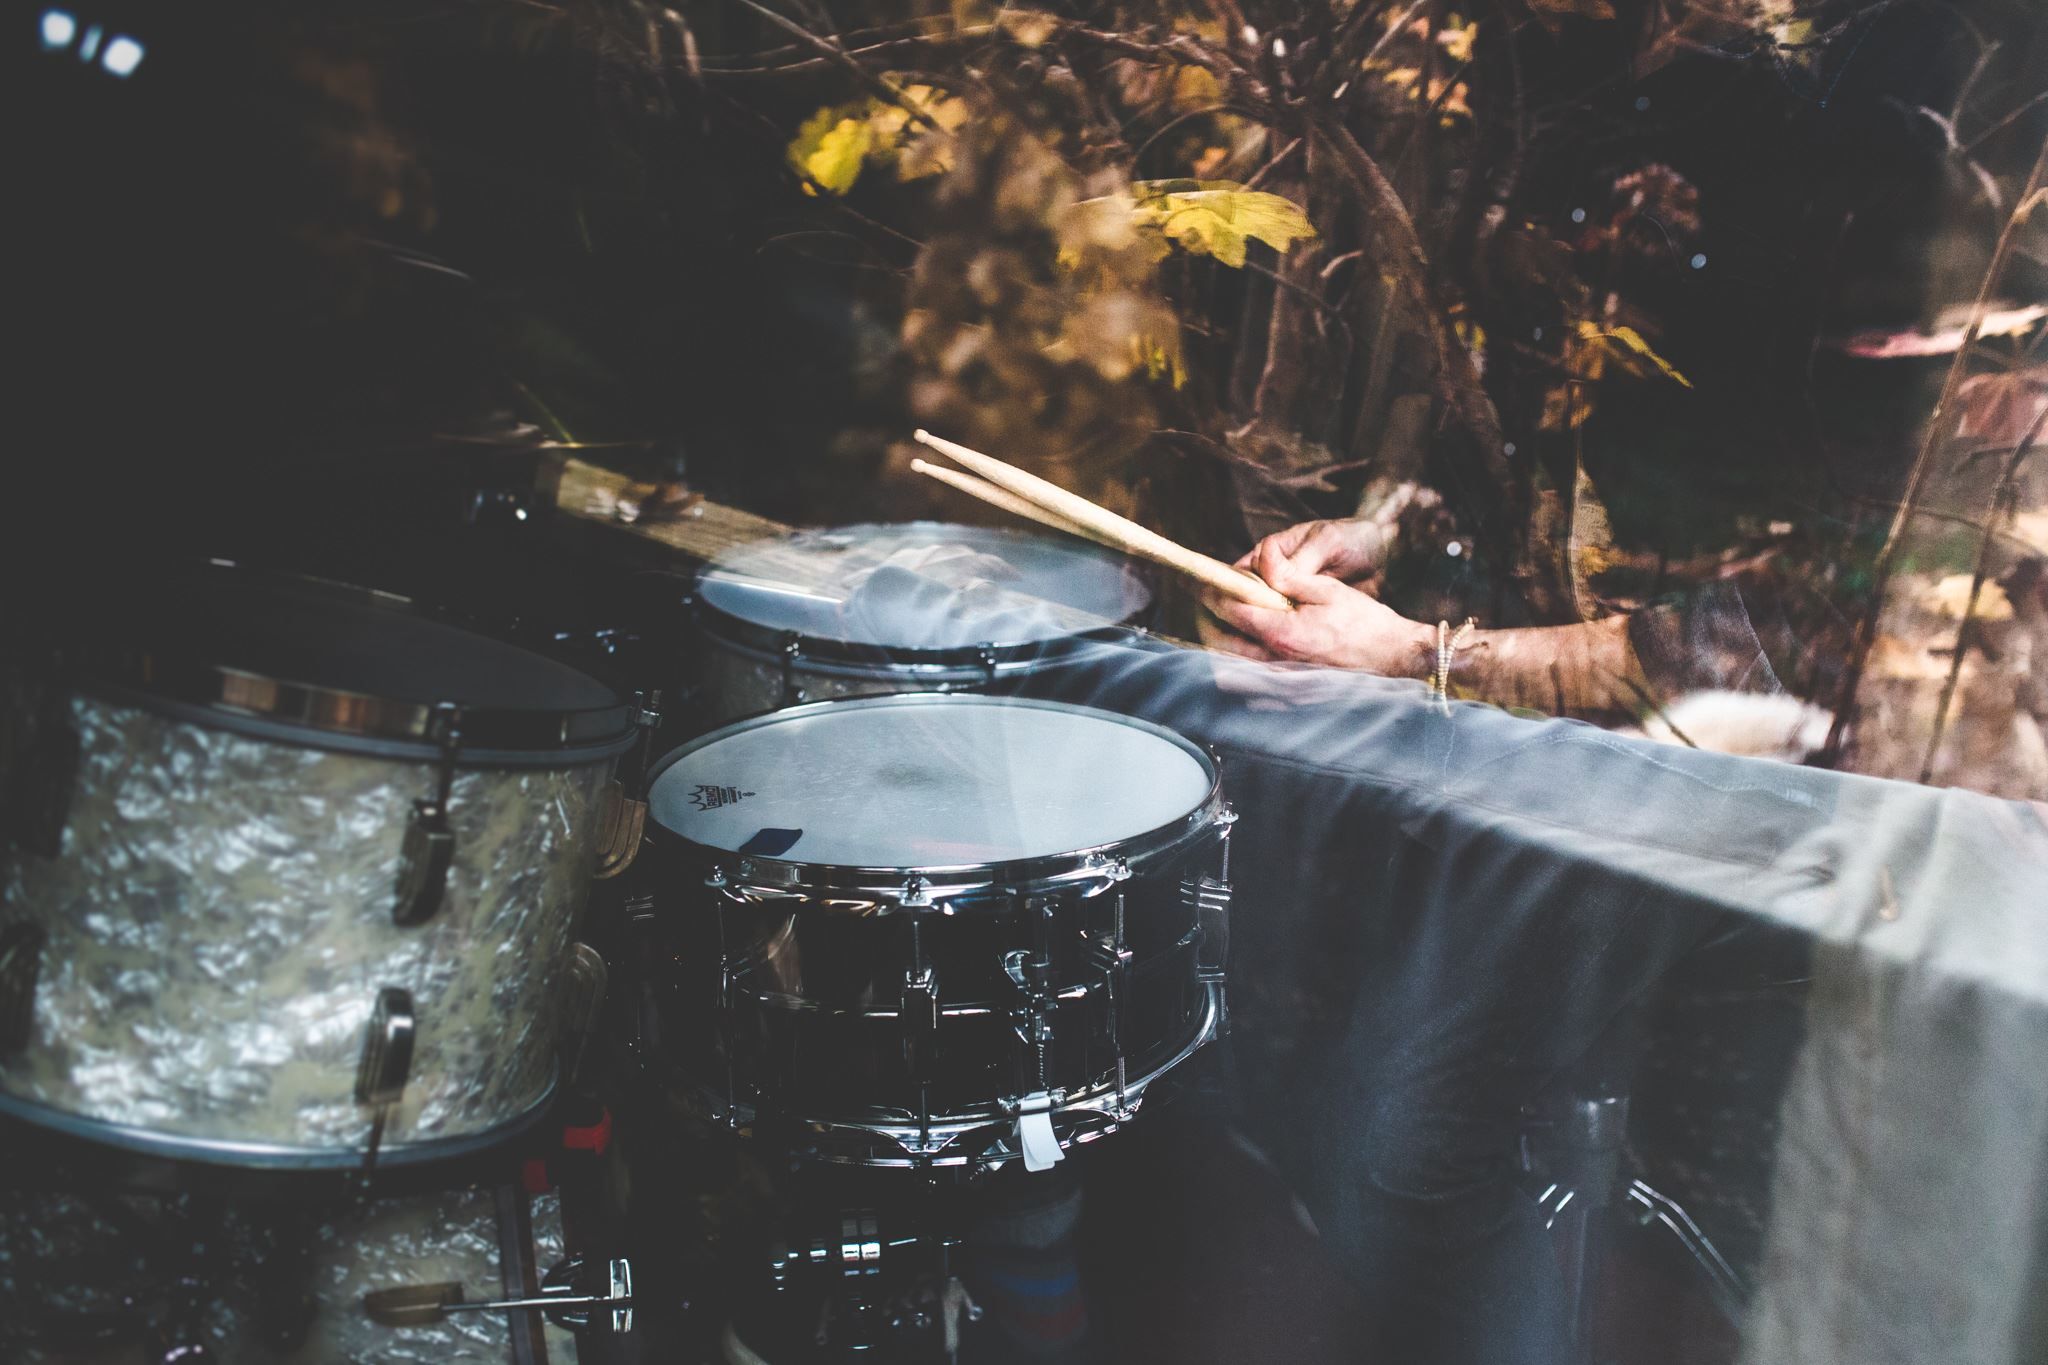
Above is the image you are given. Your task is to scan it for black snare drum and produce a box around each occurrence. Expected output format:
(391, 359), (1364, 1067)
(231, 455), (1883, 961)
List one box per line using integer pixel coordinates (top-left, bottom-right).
(645, 694), (1232, 1170)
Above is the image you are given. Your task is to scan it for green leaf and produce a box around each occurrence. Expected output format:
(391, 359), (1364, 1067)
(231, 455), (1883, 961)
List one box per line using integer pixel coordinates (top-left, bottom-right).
(1130, 179), (1317, 268)
(788, 104), (873, 195)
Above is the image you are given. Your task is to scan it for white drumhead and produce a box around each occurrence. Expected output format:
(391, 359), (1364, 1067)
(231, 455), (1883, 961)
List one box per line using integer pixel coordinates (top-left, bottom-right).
(649, 696), (1212, 867)
(695, 522), (1149, 650)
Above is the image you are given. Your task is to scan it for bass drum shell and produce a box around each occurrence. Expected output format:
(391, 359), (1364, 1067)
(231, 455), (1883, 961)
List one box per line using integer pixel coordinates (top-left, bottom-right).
(0, 694), (613, 1163)
(0, 1181), (577, 1364)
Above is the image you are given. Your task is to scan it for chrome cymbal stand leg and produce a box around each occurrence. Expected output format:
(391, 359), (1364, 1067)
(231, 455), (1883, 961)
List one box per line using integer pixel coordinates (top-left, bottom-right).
(494, 1182), (550, 1365)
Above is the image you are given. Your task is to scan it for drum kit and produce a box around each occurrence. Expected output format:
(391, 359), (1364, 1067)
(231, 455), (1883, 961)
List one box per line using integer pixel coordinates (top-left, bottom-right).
(0, 520), (1232, 1363)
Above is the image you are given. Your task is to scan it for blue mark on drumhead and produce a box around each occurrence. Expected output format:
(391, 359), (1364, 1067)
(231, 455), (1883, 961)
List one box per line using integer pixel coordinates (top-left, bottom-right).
(739, 828), (804, 856)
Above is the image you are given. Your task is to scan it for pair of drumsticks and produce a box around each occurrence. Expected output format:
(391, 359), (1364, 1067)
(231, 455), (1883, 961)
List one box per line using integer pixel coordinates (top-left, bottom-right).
(909, 431), (1293, 612)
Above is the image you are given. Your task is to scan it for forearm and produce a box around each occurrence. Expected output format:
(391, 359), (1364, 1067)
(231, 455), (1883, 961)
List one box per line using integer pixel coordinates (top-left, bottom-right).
(1438, 614), (1645, 720)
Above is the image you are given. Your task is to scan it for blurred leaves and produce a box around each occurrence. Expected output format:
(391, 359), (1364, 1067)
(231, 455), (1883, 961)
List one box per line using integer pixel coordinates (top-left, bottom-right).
(787, 83), (970, 195)
(789, 104), (873, 193)
(1541, 322), (1692, 430)
(1955, 367), (2048, 451)
(1831, 304), (2048, 359)
(1526, 0), (1616, 31)
(1061, 180), (1318, 271)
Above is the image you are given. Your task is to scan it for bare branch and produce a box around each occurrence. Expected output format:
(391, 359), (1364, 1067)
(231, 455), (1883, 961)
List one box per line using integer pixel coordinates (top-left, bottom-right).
(724, 0), (944, 130)
(1825, 137), (2048, 762)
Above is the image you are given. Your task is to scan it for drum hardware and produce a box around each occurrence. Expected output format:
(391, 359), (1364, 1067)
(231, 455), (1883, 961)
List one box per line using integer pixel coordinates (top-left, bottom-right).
(494, 1181), (550, 1365)
(1083, 893), (1135, 1107)
(1003, 896), (1066, 1172)
(780, 631), (806, 708)
(363, 1254), (637, 1335)
(354, 987), (416, 1185)
(1184, 877), (1233, 980)
(0, 920), (45, 1054)
(561, 943), (609, 1087)
(758, 1205), (979, 1361)
(393, 701), (465, 926)
(709, 867), (743, 1132)
(595, 688), (663, 880)
(594, 784), (649, 880)
(902, 918), (940, 1154)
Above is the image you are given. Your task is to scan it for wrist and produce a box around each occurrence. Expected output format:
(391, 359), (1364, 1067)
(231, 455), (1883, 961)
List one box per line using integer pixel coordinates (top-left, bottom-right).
(1379, 616), (1437, 678)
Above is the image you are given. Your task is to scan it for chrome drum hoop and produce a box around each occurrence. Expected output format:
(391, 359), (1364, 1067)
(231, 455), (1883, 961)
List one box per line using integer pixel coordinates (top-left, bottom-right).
(646, 694), (1228, 910)
(705, 981), (1223, 1170)
(82, 560), (640, 764)
(687, 521), (1153, 722)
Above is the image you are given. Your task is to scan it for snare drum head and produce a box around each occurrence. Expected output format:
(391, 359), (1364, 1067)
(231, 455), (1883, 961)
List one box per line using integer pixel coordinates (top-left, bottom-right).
(649, 695), (1212, 869)
(694, 522), (1149, 651)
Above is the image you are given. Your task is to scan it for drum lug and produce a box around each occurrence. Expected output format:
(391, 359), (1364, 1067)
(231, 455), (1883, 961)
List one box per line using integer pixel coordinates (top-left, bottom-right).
(354, 986), (416, 1183)
(975, 642), (998, 685)
(594, 690), (660, 880)
(1003, 894), (1061, 1164)
(394, 703), (463, 926)
(1085, 891), (1133, 1107)
(0, 919), (47, 1054)
(902, 916), (939, 1148)
(1183, 876), (1232, 979)
(779, 632), (805, 707)
(592, 781), (647, 880)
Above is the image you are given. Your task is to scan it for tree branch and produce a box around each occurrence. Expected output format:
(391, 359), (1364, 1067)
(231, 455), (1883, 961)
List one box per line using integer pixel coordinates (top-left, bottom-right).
(1824, 137), (2048, 763)
(1310, 116), (1507, 468)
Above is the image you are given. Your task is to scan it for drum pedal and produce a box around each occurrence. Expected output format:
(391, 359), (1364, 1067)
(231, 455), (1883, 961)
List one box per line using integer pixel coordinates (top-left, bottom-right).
(364, 1255), (635, 1334)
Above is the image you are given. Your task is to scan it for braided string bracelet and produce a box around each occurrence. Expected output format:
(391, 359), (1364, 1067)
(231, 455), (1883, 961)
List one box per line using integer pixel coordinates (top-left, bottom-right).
(1428, 617), (1477, 704)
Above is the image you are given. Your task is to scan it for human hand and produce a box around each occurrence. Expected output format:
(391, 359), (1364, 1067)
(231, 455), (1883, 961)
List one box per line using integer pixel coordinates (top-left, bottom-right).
(1201, 556), (1431, 676)
(1235, 517), (1395, 588)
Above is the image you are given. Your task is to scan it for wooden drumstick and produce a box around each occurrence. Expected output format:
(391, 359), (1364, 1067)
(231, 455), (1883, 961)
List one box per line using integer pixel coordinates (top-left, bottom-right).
(912, 430), (1294, 611)
(909, 459), (1120, 551)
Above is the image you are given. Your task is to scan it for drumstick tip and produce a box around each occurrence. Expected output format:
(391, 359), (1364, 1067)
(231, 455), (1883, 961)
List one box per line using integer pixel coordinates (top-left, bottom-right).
(912, 428), (932, 445)
(909, 457), (932, 473)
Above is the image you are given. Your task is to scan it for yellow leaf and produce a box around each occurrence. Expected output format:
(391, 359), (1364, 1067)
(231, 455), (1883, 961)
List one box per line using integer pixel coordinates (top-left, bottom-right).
(1131, 179), (1317, 268)
(887, 84), (970, 181)
(1526, 0), (1615, 27)
(1438, 21), (1477, 63)
(1576, 322), (1692, 387)
(1539, 383), (1596, 431)
(788, 104), (872, 195)
(998, 9), (1059, 47)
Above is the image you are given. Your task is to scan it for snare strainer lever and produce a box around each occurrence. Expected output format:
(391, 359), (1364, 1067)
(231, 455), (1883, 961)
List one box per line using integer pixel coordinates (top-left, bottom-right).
(365, 1256), (635, 1334)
